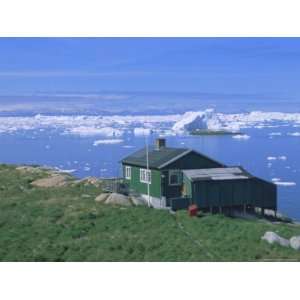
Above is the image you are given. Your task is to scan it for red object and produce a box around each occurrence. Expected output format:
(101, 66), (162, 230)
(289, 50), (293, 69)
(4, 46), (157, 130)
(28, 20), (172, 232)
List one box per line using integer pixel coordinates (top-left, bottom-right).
(188, 204), (198, 217)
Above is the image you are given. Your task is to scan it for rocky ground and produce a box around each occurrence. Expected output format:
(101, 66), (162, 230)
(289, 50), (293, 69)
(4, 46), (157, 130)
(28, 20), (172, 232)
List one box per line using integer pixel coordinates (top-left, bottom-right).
(16, 164), (145, 207)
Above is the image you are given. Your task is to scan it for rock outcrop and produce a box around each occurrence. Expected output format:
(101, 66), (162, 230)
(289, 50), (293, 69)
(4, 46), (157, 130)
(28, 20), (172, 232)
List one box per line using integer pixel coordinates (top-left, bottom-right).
(31, 174), (70, 188)
(261, 231), (290, 247)
(95, 193), (133, 206)
(73, 177), (103, 187)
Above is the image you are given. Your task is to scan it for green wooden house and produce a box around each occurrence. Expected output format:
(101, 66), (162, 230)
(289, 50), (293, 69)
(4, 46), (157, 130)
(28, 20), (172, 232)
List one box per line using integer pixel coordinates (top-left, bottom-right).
(121, 138), (277, 213)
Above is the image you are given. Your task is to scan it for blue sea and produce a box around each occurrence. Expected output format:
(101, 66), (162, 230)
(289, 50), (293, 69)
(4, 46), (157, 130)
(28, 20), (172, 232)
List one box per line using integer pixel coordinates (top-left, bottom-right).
(0, 95), (300, 220)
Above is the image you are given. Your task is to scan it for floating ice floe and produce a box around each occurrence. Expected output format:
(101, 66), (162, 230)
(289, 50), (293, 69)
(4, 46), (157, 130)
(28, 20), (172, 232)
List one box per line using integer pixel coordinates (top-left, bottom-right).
(269, 132), (282, 136)
(2, 110), (300, 137)
(267, 156), (287, 161)
(122, 145), (135, 148)
(93, 139), (124, 146)
(158, 130), (177, 137)
(279, 156), (287, 160)
(133, 128), (152, 136)
(287, 132), (300, 136)
(271, 178), (281, 182)
(67, 126), (123, 137)
(54, 167), (76, 173)
(273, 181), (296, 186)
(232, 134), (250, 140)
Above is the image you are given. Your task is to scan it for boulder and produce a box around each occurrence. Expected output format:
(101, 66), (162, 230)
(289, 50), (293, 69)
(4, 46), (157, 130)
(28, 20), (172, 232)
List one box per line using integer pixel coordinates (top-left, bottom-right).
(130, 195), (147, 206)
(261, 231), (290, 247)
(95, 193), (110, 203)
(105, 193), (132, 206)
(290, 236), (300, 250)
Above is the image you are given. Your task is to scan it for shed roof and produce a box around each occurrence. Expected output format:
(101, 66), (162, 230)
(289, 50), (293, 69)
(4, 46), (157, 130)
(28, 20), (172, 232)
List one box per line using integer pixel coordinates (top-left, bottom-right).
(121, 146), (191, 169)
(183, 167), (251, 181)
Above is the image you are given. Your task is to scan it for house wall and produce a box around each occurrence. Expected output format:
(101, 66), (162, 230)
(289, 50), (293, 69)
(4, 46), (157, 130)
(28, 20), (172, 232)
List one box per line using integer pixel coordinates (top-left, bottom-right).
(123, 164), (161, 198)
(162, 151), (224, 200)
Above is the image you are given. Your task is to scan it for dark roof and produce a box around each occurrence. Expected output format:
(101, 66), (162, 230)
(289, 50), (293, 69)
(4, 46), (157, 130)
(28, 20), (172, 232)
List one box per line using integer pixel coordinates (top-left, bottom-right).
(121, 146), (191, 169)
(183, 167), (252, 181)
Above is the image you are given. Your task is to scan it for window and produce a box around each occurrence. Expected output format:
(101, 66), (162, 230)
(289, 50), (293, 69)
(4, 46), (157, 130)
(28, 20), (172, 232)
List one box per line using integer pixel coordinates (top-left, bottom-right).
(125, 166), (131, 179)
(169, 170), (182, 186)
(140, 168), (151, 184)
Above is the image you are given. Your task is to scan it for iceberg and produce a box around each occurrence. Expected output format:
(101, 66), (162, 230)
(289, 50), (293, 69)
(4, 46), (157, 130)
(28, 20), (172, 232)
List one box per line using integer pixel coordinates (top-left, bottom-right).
(172, 109), (233, 134)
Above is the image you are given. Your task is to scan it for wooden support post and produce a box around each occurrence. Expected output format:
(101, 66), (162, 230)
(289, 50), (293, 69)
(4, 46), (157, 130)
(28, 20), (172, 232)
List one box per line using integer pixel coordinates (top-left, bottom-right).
(210, 206), (213, 214)
(243, 204), (246, 215)
(261, 208), (265, 216)
(219, 206), (222, 214)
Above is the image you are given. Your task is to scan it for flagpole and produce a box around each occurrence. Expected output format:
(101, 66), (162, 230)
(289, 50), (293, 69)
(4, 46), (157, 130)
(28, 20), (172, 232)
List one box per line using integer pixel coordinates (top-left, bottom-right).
(145, 133), (150, 207)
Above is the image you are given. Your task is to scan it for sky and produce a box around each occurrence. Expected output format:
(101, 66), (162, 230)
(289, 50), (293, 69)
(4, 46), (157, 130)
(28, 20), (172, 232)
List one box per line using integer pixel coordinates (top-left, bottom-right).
(0, 38), (300, 101)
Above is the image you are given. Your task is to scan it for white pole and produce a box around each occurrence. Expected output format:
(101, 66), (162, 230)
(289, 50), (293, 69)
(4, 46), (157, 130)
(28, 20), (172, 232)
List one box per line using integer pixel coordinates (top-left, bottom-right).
(145, 133), (150, 207)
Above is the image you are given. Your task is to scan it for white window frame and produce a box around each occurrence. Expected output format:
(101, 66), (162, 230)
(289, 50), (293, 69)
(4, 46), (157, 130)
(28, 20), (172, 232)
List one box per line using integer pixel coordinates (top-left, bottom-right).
(140, 168), (151, 184)
(168, 170), (182, 186)
(125, 166), (131, 179)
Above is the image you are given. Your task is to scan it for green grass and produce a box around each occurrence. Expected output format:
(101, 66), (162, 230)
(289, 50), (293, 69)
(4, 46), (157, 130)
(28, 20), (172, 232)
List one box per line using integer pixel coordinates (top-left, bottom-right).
(0, 164), (299, 261)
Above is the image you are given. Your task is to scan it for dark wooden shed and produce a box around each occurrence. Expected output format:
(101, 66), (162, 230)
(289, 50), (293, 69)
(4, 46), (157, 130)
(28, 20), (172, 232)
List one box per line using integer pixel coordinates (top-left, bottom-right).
(182, 167), (277, 213)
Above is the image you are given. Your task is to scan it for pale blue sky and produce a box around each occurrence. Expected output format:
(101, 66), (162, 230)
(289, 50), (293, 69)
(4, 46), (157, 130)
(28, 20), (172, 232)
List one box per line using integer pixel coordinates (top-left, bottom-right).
(0, 38), (299, 100)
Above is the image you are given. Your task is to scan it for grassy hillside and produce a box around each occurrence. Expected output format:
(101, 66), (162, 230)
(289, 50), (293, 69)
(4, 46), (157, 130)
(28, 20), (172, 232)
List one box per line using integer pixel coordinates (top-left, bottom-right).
(0, 164), (300, 261)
